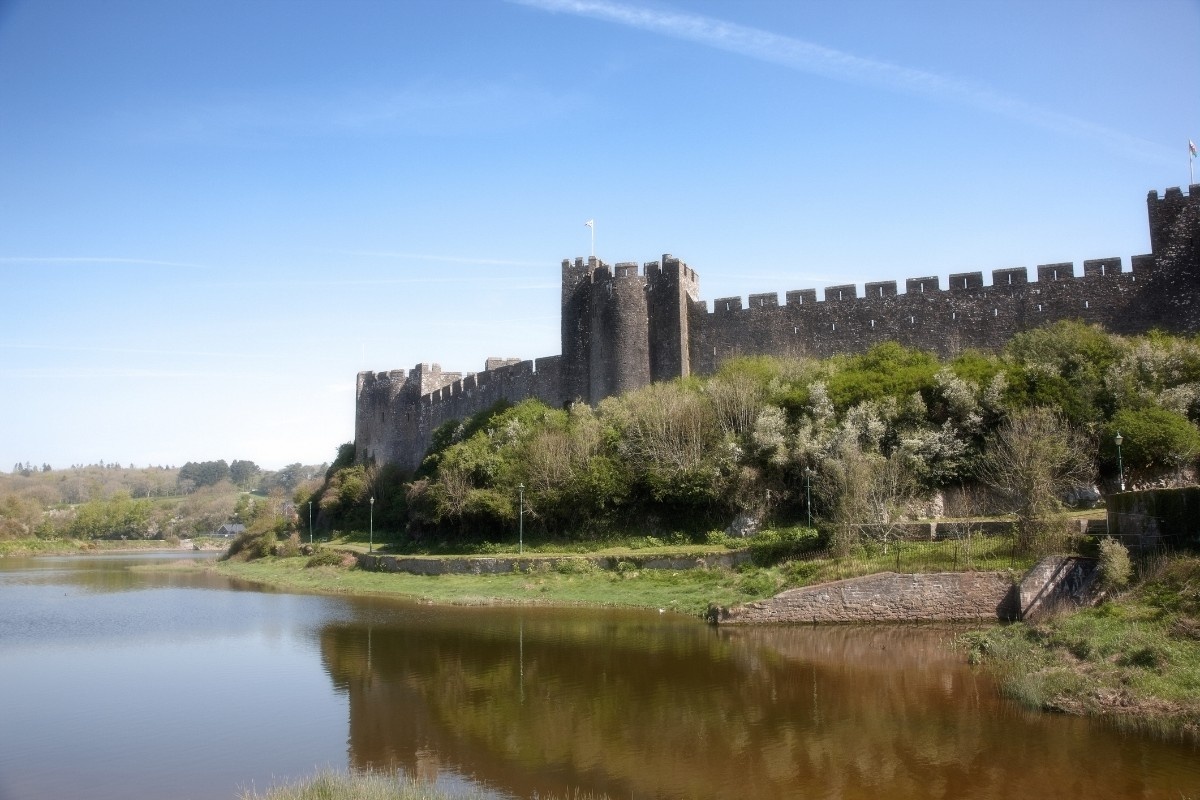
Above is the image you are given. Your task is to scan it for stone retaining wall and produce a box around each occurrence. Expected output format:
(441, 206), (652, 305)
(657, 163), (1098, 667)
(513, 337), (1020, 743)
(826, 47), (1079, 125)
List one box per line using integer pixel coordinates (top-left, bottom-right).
(1018, 555), (1099, 621)
(1107, 487), (1200, 550)
(356, 550), (750, 575)
(711, 571), (1019, 625)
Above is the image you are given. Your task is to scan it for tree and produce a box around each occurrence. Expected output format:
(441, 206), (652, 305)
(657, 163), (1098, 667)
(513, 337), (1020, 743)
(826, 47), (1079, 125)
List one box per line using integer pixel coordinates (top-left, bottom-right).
(819, 440), (919, 555)
(977, 407), (1093, 554)
(1106, 408), (1200, 476)
(229, 459), (261, 487)
(178, 460), (230, 490)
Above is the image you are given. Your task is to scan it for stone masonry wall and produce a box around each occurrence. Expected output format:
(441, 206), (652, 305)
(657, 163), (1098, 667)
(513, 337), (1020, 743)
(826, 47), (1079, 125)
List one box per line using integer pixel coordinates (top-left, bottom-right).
(712, 571), (1019, 624)
(1018, 555), (1099, 621)
(1108, 487), (1200, 550)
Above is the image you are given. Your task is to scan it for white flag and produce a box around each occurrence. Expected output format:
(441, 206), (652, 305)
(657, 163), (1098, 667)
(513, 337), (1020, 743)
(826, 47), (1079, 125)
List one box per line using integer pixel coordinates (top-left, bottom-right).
(584, 219), (594, 228)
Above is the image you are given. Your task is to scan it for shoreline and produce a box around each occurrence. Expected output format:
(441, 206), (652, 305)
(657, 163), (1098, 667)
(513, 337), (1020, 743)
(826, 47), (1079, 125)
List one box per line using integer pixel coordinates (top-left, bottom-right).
(0, 537), (226, 558)
(212, 549), (1200, 743)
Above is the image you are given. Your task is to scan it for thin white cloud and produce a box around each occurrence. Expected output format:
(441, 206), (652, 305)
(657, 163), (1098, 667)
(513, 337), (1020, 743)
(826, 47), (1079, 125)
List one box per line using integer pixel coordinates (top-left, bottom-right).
(338, 250), (547, 267)
(0, 343), (261, 359)
(0, 257), (210, 269)
(1, 367), (227, 379)
(131, 82), (583, 145)
(514, 0), (1171, 162)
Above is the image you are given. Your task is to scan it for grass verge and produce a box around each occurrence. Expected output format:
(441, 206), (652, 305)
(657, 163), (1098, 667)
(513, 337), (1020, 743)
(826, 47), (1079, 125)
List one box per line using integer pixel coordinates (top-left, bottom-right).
(962, 553), (1200, 741)
(217, 554), (766, 617)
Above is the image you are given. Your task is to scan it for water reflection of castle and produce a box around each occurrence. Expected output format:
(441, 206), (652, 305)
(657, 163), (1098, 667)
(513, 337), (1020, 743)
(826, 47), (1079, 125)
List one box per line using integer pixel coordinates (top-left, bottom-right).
(314, 609), (1178, 799)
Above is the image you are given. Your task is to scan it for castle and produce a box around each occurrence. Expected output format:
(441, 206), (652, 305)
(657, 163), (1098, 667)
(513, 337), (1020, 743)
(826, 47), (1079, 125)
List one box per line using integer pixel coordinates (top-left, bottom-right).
(357, 186), (1200, 470)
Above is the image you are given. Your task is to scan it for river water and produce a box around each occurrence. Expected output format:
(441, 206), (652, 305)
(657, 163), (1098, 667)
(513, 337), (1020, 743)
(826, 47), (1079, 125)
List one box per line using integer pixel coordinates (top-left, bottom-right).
(0, 553), (1196, 800)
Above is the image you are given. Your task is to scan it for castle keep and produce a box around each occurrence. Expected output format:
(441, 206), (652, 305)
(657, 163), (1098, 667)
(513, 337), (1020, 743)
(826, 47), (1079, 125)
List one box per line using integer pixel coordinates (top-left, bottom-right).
(357, 186), (1200, 470)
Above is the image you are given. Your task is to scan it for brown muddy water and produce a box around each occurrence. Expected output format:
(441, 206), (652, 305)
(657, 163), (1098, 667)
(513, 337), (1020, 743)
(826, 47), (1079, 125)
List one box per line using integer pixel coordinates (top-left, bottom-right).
(0, 553), (1196, 799)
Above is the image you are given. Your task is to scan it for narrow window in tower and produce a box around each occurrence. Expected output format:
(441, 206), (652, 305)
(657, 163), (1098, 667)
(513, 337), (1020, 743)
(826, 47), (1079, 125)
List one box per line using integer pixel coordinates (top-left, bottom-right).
(838, 290), (844, 301)
(832, 323), (836, 331)
(1084, 300), (1090, 309)
(1008, 273), (1013, 285)
(725, 301), (730, 312)
(952, 311), (957, 320)
(993, 308), (998, 317)
(1037, 304), (1043, 312)
(870, 319), (875, 328)
(909, 316), (915, 324)
(793, 326), (798, 335)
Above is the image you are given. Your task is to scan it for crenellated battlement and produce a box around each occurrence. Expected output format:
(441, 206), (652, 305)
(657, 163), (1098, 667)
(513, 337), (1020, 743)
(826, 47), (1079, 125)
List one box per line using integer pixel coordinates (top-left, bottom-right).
(358, 186), (1200, 469)
(689, 253), (1162, 319)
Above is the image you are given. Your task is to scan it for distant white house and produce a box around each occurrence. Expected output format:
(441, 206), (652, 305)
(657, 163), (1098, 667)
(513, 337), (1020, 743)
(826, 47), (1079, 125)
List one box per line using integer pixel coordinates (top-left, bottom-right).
(215, 523), (246, 538)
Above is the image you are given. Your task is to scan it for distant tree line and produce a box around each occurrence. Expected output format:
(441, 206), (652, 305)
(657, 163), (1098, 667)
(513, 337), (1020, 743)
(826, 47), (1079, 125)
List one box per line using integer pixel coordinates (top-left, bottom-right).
(0, 458), (327, 542)
(309, 323), (1200, 554)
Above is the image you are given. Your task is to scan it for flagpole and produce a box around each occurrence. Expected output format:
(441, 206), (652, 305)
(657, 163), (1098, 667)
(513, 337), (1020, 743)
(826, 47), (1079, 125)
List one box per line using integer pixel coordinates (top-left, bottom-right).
(585, 219), (594, 258)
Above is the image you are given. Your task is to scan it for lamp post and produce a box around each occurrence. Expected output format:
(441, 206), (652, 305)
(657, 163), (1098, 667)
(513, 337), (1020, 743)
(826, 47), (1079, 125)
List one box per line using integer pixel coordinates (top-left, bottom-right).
(805, 467), (813, 529)
(1115, 432), (1125, 492)
(308, 501), (312, 544)
(369, 496), (375, 554)
(517, 483), (524, 556)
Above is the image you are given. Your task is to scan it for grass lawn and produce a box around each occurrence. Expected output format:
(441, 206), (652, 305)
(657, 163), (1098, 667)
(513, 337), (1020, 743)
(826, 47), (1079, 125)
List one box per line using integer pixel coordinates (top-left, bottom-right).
(218, 554), (765, 618)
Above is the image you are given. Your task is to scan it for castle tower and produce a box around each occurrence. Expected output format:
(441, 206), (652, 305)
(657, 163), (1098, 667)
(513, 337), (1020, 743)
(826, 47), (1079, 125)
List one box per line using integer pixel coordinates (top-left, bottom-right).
(588, 261), (651, 402)
(646, 254), (699, 383)
(560, 256), (596, 404)
(1129, 185), (1200, 333)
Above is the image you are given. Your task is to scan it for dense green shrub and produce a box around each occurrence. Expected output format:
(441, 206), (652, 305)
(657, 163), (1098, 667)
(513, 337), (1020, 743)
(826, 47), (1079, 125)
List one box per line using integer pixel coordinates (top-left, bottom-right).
(306, 549), (349, 568)
(303, 329), (1200, 546)
(1097, 537), (1131, 592)
(747, 527), (821, 566)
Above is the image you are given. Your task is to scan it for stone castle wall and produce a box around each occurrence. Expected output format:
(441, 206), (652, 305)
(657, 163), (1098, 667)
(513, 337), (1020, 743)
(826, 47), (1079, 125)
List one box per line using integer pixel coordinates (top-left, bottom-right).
(357, 186), (1200, 470)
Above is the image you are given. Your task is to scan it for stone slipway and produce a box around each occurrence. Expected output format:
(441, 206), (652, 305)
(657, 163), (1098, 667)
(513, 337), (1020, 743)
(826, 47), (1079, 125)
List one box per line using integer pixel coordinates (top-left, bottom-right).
(710, 555), (1097, 625)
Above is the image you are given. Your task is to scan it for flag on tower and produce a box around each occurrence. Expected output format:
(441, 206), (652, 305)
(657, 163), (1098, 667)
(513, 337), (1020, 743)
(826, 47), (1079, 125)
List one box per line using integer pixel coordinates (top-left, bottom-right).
(584, 219), (594, 228)
(1190, 140), (1197, 158)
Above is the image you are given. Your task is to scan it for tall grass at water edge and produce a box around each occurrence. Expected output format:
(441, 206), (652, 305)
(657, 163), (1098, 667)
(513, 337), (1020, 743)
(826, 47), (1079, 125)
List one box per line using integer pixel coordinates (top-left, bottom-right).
(239, 769), (607, 800)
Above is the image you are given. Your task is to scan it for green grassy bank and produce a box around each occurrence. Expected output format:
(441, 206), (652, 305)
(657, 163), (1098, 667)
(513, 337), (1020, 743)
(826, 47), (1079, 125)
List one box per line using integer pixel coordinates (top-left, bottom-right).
(964, 553), (1200, 741)
(218, 551), (761, 617)
(213, 528), (1033, 618)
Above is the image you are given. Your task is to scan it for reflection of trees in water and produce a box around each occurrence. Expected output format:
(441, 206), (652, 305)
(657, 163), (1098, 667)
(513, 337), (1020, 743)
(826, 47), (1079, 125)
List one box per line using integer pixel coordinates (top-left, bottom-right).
(319, 612), (1200, 800)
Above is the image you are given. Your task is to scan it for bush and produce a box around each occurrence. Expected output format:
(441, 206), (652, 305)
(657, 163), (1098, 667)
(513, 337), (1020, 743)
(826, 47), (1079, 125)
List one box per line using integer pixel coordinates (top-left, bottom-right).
(306, 549), (349, 568)
(222, 528), (277, 561)
(747, 526), (821, 566)
(1097, 536), (1132, 592)
(276, 532), (301, 558)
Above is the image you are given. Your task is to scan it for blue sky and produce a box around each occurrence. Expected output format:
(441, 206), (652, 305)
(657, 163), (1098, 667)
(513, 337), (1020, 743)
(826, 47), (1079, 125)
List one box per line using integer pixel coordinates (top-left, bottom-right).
(2, 0), (1198, 471)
